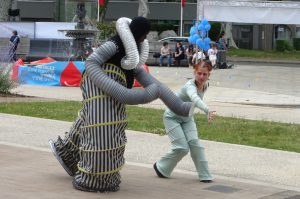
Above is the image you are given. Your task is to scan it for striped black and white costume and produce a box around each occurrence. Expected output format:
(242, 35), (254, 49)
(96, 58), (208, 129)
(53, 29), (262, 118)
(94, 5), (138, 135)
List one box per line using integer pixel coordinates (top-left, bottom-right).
(49, 17), (195, 193)
(74, 36), (133, 190)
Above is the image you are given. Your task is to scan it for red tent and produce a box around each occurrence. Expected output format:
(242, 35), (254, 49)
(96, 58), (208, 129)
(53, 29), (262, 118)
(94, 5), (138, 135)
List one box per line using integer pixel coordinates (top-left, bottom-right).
(30, 57), (56, 65)
(133, 64), (150, 88)
(11, 59), (25, 81)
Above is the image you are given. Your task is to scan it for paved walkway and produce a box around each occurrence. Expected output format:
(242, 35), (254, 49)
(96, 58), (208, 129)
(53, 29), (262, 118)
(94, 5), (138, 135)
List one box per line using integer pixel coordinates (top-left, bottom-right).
(1, 63), (300, 198)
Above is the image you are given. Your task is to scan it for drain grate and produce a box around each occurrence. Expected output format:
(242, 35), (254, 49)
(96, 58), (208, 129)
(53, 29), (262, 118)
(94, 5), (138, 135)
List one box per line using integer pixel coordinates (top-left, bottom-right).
(284, 195), (300, 199)
(259, 191), (300, 199)
(204, 185), (241, 194)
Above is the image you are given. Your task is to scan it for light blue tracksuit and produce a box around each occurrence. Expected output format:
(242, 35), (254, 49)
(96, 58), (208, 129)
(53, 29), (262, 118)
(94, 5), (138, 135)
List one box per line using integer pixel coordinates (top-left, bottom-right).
(156, 79), (213, 181)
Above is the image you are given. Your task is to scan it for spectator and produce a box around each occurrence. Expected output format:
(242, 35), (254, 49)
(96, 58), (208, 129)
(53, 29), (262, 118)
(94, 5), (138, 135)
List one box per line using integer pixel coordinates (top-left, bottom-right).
(159, 42), (172, 67)
(186, 44), (194, 68)
(217, 31), (227, 50)
(207, 43), (218, 67)
(9, 30), (20, 61)
(173, 42), (185, 66)
(192, 50), (206, 65)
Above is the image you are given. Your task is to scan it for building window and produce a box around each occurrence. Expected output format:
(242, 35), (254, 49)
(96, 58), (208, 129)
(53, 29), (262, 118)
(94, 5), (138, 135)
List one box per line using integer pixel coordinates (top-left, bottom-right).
(274, 25), (291, 40)
(296, 26), (300, 38)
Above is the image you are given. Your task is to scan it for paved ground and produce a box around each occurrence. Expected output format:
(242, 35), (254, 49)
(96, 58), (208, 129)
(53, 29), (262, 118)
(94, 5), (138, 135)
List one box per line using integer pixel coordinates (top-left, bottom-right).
(2, 144), (300, 199)
(1, 114), (300, 198)
(1, 63), (300, 198)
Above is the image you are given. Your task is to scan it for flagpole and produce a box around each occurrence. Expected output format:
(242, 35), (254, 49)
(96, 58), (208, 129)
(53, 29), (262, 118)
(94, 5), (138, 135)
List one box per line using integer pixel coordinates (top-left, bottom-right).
(180, 3), (183, 36)
(97, 1), (100, 22)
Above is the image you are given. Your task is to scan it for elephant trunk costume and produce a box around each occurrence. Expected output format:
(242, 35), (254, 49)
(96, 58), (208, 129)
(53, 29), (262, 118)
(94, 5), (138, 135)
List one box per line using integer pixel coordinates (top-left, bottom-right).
(49, 16), (194, 192)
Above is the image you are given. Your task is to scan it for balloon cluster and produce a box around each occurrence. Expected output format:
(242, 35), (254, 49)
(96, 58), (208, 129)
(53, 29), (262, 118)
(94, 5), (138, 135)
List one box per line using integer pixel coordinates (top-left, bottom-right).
(188, 19), (211, 51)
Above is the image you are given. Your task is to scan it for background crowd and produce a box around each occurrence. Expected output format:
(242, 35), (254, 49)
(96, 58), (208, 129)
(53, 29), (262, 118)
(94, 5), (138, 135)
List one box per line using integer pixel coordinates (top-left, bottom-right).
(159, 31), (232, 69)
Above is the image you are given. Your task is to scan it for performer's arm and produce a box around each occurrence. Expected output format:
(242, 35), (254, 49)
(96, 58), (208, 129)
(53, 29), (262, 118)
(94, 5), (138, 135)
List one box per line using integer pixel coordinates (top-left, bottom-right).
(133, 67), (195, 117)
(85, 41), (159, 105)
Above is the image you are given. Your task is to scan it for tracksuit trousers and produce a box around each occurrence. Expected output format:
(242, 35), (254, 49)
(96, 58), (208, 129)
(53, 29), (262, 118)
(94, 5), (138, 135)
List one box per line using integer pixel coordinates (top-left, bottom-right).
(156, 113), (213, 181)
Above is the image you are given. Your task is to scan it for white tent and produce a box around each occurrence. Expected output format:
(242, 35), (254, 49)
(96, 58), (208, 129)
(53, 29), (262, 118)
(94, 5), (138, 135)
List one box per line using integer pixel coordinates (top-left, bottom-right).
(198, 0), (300, 25)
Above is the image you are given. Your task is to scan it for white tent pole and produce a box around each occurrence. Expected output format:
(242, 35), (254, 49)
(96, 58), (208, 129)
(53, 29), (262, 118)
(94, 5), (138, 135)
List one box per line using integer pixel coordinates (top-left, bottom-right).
(180, 5), (183, 36)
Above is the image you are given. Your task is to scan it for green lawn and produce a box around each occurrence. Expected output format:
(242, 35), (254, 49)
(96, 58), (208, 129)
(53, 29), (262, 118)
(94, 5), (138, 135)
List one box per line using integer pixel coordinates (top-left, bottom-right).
(228, 48), (300, 60)
(0, 101), (299, 153)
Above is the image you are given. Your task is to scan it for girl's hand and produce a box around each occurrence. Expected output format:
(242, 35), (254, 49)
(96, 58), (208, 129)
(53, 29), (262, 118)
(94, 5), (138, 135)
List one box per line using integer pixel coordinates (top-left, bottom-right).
(208, 111), (216, 123)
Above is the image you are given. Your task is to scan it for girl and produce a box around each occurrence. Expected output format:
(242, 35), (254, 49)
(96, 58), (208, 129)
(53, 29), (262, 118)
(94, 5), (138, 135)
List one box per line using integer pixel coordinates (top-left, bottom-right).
(154, 60), (216, 183)
(208, 43), (218, 67)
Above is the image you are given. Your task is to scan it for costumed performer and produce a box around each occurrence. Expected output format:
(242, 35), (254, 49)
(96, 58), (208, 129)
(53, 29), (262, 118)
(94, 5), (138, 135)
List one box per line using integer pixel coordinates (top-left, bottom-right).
(49, 16), (195, 193)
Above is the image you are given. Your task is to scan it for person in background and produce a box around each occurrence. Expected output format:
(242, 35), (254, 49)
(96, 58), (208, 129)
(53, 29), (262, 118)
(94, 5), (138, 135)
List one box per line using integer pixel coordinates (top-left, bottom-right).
(217, 31), (227, 50)
(207, 43), (218, 67)
(159, 42), (172, 67)
(192, 50), (206, 65)
(153, 60), (216, 183)
(186, 44), (194, 68)
(9, 30), (20, 61)
(173, 42), (185, 66)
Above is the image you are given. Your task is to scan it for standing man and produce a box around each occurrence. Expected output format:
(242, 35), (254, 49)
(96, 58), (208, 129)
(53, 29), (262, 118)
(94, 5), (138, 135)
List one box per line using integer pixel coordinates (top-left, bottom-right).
(9, 30), (20, 61)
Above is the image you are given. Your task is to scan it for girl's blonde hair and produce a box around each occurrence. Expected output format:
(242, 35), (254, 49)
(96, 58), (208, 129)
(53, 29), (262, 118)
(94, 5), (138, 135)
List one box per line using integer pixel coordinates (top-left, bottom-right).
(193, 60), (213, 72)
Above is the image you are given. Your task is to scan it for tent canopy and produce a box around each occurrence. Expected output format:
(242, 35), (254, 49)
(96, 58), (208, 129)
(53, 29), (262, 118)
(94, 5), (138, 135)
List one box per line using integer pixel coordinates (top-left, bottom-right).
(198, 0), (300, 25)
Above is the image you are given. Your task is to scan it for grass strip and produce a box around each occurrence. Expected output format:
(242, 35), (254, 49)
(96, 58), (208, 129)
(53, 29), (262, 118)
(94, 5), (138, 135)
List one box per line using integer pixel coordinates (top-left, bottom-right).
(0, 101), (299, 153)
(228, 48), (300, 60)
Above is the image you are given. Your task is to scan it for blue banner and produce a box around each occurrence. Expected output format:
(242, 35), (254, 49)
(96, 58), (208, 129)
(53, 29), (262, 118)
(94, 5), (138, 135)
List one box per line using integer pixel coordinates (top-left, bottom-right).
(18, 61), (85, 86)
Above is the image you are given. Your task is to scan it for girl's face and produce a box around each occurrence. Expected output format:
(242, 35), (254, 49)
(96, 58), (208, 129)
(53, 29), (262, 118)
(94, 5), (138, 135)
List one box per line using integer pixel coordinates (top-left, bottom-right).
(195, 67), (210, 86)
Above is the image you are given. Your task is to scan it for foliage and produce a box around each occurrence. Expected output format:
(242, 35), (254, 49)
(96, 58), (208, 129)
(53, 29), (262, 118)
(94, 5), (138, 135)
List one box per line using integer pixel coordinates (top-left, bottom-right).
(0, 64), (17, 94)
(208, 22), (222, 42)
(293, 38), (300, 51)
(151, 23), (177, 34)
(96, 21), (116, 40)
(276, 40), (293, 52)
(0, 101), (300, 153)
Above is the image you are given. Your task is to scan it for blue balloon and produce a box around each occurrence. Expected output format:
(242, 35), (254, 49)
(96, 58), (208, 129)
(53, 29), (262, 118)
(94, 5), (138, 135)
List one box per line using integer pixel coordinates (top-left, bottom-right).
(190, 26), (197, 35)
(198, 24), (205, 31)
(202, 18), (208, 26)
(204, 44), (210, 51)
(196, 39), (204, 49)
(196, 38), (203, 46)
(191, 34), (200, 44)
(205, 24), (211, 31)
(204, 37), (211, 45)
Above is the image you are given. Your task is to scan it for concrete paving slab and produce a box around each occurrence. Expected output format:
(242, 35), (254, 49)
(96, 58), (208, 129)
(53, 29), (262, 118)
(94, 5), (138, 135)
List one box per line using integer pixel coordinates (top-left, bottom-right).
(1, 144), (298, 199)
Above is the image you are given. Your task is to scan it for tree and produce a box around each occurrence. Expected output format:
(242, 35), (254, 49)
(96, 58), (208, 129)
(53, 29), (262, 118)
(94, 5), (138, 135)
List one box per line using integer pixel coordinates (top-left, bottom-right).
(138, 0), (150, 18)
(0, 0), (12, 21)
(224, 22), (238, 49)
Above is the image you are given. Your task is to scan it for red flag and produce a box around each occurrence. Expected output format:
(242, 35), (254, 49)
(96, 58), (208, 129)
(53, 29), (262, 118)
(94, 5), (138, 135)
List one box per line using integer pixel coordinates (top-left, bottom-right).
(181, 0), (184, 7)
(98, 0), (105, 7)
